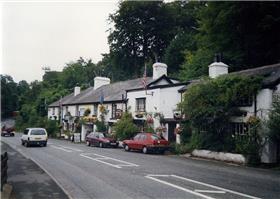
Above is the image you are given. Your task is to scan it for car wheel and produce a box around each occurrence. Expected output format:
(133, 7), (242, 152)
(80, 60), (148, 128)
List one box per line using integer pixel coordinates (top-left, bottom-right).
(24, 142), (29, 147)
(44, 143), (47, 147)
(11, 133), (15, 137)
(21, 140), (24, 145)
(114, 143), (119, 148)
(86, 141), (91, 146)
(124, 144), (130, 151)
(99, 142), (103, 148)
(142, 146), (148, 154)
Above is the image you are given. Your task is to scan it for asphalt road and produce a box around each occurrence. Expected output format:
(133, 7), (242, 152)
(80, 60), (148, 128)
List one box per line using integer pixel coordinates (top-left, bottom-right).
(2, 134), (280, 199)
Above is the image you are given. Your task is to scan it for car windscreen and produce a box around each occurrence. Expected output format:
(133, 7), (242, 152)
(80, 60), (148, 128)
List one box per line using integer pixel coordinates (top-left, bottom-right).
(31, 129), (46, 135)
(98, 133), (105, 138)
(151, 134), (161, 140)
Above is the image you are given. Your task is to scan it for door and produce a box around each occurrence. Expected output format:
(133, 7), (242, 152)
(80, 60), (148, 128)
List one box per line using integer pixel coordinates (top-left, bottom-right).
(22, 129), (29, 141)
(168, 123), (176, 142)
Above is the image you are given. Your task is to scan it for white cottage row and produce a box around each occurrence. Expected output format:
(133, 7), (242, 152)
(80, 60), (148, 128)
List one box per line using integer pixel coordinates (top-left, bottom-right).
(48, 61), (280, 163)
(48, 62), (187, 143)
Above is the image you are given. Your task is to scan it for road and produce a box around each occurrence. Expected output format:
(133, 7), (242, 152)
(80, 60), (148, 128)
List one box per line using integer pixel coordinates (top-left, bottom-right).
(2, 134), (280, 199)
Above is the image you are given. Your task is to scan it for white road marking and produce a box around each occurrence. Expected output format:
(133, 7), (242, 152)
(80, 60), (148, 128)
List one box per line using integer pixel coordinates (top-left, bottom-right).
(57, 145), (83, 152)
(146, 174), (261, 199)
(195, 190), (226, 194)
(80, 153), (121, 168)
(171, 175), (261, 199)
(50, 145), (72, 152)
(146, 175), (216, 199)
(80, 153), (139, 168)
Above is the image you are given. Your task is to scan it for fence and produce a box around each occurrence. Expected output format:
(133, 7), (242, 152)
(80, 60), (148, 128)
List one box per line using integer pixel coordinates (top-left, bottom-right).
(1, 152), (8, 191)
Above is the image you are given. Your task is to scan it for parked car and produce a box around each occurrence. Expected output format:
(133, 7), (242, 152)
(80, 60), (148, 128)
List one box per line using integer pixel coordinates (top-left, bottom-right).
(21, 128), (48, 147)
(1, 125), (15, 137)
(85, 132), (119, 148)
(122, 133), (169, 154)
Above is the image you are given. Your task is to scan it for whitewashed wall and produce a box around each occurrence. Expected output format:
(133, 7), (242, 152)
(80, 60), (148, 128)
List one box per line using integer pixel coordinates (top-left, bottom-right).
(47, 107), (59, 120)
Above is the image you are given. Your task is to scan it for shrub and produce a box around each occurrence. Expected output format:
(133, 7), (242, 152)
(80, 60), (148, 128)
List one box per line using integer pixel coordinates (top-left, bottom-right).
(267, 96), (280, 142)
(113, 112), (138, 140)
(96, 120), (107, 132)
(46, 120), (59, 137)
(169, 143), (191, 155)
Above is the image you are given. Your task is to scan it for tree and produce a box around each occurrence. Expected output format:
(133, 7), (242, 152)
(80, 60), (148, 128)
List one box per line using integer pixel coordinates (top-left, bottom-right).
(108, 1), (199, 80)
(180, 75), (262, 151)
(113, 112), (138, 140)
(1, 75), (19, 118)
(267, 96), (280, 142)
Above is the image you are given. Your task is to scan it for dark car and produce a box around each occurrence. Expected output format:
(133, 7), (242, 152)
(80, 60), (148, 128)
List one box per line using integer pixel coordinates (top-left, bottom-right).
(85, 132), (119, 148)
(1, 125), (15, 137)
(122, 133), (169, 154)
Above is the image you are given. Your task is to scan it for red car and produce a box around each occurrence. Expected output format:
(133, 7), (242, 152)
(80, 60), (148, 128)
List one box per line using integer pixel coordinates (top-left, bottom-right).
(1, 125), (15, 137)
(122, 133), (169, 154)
(85, 132), (119, 148)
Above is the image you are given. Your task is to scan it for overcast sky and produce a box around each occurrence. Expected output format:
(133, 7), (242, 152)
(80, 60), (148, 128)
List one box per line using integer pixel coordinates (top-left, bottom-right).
(1, 1), (118, 83)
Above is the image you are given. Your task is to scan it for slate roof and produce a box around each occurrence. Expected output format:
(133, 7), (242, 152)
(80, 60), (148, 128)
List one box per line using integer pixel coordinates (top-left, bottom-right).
(231, 63), (280, 88)
(178, 63), (280, 93)
(48, 93), (74, 107)
(49, 77), (154, 107)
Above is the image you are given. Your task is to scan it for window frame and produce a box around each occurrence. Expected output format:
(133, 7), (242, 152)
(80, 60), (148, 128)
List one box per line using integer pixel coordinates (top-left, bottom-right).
(136, 98), (146, 112)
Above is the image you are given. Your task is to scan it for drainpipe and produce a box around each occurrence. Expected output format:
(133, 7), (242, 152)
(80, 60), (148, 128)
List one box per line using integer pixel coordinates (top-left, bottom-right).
(254, 93), (257, 116)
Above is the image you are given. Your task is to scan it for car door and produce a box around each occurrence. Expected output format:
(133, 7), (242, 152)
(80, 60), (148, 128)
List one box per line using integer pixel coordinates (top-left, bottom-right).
(134, 134), (145, 150)
(93, 133), (99, 146)
(137, 134), (147, 149)
(130, 134), (141, 149)
(22, 129), (29, 141)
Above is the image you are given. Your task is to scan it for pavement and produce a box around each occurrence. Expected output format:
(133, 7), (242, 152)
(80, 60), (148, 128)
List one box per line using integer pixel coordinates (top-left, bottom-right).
(0, 141), (68, 199)
(2, 133), (280, 199)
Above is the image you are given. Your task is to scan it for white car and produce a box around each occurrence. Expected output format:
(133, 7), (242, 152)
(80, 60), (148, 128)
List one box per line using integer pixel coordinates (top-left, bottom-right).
(21, 128), (48, 147)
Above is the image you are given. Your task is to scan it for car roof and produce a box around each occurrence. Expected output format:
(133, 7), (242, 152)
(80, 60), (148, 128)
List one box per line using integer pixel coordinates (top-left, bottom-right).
(26, 128), (46, 130)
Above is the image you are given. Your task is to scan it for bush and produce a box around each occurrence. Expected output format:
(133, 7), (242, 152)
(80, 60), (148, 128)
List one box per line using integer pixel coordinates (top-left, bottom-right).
(45, 120), (59, 137)
(113, 112), (138, 140)
(267, 96), (280, 142)
(169, 143), (191, 155)
(96, 120), (107, 132)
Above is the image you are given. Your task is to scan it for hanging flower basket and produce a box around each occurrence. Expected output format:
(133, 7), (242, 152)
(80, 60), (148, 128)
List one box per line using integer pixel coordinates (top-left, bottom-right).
(175, 127), (182, 134)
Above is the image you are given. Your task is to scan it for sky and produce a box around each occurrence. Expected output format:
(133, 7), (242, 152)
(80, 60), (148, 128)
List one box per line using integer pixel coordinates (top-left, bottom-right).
(1, 1), (118, 83)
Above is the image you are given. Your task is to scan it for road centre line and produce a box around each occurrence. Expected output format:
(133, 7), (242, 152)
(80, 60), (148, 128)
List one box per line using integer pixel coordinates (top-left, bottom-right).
(80, 153), (122, 168)
(57, 145), (83, 152)
(145, 175), (215, 199)
(171, 175), (261, 199)
(50, 145), (72, 152)
(195, 190), (226, 194)
(80, 153), (139, 168)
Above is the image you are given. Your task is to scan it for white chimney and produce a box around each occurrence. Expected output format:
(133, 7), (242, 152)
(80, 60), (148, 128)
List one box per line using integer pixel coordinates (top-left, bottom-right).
(153, 62), (167, 79)
(74, 86), (80, 96)
(208, 62), (229, 78)
(94, 77), (110, 90)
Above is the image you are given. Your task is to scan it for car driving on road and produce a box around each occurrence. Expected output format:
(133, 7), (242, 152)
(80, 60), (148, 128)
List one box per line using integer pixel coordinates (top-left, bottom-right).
(85, 132), (119, 148)
(122, 133), (169, 154)
(21, 128), (48, 147)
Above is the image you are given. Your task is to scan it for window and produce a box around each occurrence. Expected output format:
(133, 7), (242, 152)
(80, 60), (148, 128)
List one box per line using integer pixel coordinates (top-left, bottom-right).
(31, 129), (46, 135)
(66, 106), (69, 113)
(134, 134), (141, 140)
(93, 104), (98, 116)
(80, 108), (85, 116)
(75, 105), (79, 116)
(24, 129), (29, 135)
(112, 104), (117, 119)
(234, 95), (253, 107)
(140, 134), (147, 141)
(52, 107), (55, 115)
(136, 98), (146, 112)
(230, 122), (249, 135)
